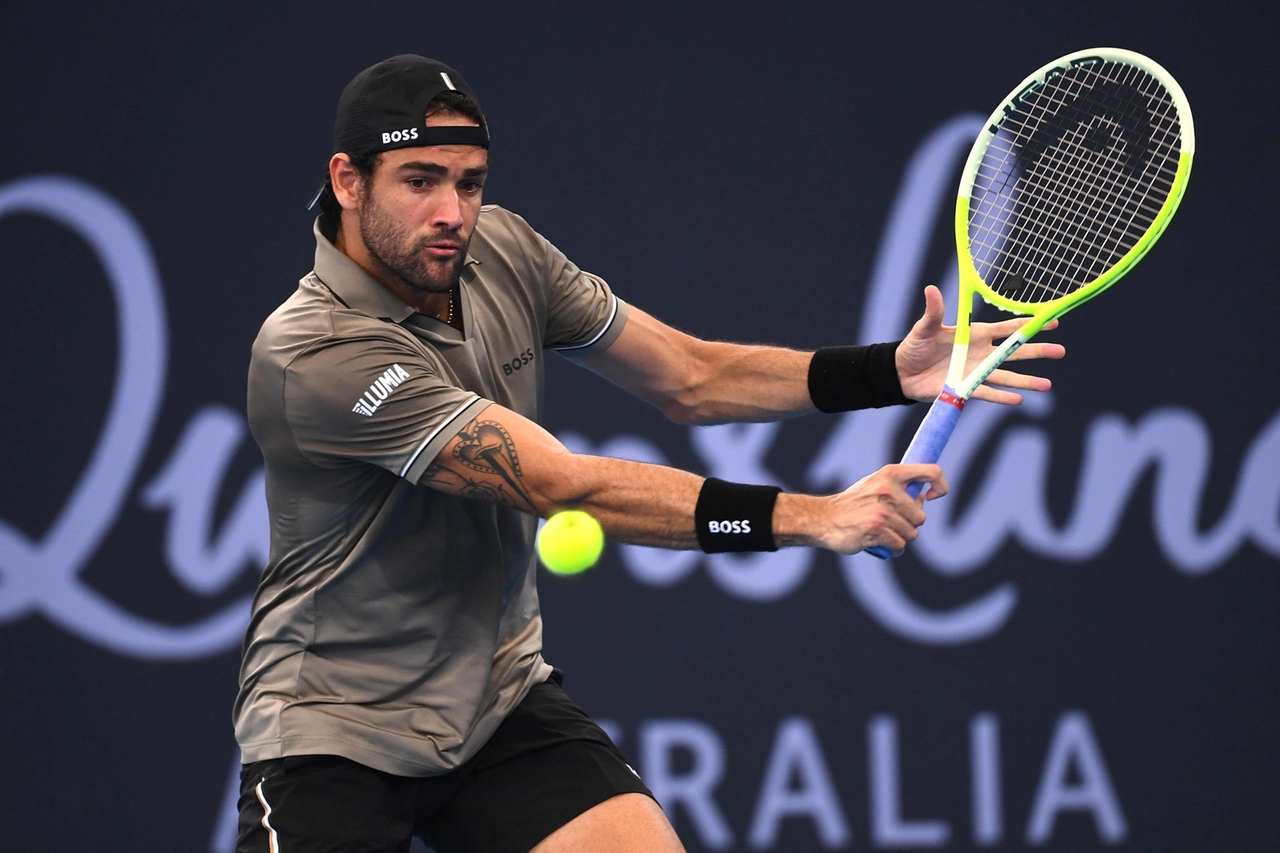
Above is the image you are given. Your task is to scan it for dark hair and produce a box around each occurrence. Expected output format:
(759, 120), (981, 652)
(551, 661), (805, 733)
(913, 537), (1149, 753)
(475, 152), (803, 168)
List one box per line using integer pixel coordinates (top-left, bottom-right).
(315, 91), (484, 228)
(424, 90), (484, 124)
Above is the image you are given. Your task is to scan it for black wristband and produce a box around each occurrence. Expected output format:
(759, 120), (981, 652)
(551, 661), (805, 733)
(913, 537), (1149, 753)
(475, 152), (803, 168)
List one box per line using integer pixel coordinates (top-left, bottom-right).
(808, 342), (914, 413)
(695, 477), (781, 553)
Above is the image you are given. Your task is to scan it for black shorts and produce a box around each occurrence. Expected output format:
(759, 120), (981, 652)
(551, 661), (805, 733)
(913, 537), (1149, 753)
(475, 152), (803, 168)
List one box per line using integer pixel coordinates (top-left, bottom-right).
(235, 672), (652, 853)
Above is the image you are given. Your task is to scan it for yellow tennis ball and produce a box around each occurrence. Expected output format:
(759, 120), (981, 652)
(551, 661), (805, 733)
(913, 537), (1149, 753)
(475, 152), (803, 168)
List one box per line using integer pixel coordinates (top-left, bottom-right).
(537, 510), (604, 575)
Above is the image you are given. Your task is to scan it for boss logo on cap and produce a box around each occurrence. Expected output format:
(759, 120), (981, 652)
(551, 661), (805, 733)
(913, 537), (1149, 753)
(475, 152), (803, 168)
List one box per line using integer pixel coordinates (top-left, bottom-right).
(381, 128), (420, 144)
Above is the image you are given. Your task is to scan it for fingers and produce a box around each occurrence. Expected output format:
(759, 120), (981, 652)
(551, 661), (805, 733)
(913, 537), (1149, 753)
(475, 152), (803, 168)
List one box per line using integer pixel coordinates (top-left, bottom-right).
(965, 339), (1065, 406)
(969, 349), (1064, 404)
(864, 499), (923, 554)
(968, 385), (1025, 405)
(829, 463), (950, 554)
(891, 463), (949, 499)
(912, 285), (946, 335)
(1003, 341), (1066, 362)
(826, 468), (918, 553)
(977, 316), (1033, 338)
(974, 315), (1063, 342)
(983, 368), (1051, 392)
(879, 514), (921, 552)
(923, 284), (945, 320)
(876, 465), (945, 538)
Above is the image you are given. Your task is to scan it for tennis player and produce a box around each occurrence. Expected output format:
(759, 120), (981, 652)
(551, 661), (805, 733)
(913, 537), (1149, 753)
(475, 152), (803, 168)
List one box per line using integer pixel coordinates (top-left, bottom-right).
(233, 54), (1063, 853)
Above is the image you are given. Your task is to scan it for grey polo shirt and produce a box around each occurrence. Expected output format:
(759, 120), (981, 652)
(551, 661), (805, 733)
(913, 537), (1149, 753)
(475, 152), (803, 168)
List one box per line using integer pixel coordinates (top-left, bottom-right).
(234, 205), (628, 776)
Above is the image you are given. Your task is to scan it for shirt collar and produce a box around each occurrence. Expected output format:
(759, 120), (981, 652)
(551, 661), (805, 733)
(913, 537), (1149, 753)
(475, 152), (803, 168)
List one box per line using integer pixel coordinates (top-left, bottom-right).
(310, 218), (479, 323)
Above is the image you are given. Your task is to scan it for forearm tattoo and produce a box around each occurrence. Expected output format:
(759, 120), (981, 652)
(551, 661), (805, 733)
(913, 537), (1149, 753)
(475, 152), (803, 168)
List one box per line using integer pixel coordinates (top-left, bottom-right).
(420, 418), (537, 511)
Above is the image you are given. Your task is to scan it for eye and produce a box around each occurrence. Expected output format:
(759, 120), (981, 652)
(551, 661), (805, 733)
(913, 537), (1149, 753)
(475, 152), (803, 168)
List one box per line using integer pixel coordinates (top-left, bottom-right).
(408, 178), (431, 190)
(460, 180), (485, 195)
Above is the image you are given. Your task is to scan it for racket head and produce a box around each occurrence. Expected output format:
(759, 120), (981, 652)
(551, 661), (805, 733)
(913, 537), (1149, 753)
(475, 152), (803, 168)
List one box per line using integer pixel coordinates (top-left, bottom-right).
(955, 48), (1194, 325)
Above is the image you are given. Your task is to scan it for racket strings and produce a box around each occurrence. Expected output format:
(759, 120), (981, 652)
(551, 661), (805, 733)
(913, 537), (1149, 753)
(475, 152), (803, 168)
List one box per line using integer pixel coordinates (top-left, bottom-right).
(1013, 68), (1176, 280)
(980, 65), (1179, 300)
(990, 79), (1172, 298)
(1010, 121), (1160, 296)
(969, 58), (1183, 304)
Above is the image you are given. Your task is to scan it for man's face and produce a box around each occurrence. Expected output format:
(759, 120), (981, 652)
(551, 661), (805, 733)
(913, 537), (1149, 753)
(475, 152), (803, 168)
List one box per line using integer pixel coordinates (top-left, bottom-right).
(356, 115), (489, 294)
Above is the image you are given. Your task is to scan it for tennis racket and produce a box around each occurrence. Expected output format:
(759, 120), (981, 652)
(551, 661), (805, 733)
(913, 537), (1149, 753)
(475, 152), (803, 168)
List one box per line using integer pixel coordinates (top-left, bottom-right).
(867, 48), (1194, 559)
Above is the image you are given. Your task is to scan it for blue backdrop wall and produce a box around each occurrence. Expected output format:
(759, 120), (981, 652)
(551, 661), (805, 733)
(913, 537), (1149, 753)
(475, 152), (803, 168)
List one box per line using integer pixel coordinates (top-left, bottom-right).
(2, 1), (1277, 850)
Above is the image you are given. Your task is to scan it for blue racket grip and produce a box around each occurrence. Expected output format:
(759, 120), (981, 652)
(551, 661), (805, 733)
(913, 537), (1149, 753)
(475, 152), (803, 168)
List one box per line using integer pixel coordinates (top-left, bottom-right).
(865, 387), (965, 559)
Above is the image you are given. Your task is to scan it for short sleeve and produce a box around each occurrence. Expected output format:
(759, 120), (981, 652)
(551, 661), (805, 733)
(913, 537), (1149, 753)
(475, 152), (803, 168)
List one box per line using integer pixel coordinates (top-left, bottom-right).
(284, 336), (491, 483)
(482, 207), (628, 355)
(543, 259), (630, 356)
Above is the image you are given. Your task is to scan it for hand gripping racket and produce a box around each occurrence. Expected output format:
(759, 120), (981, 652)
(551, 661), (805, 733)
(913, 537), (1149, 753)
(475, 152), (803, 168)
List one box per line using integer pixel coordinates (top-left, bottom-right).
(867, 48), (1194, 559)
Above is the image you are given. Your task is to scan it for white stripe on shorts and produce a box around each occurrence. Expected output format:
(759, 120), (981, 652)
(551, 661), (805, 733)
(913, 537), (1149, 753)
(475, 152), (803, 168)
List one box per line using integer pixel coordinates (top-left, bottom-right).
(254, 779), (281, 853)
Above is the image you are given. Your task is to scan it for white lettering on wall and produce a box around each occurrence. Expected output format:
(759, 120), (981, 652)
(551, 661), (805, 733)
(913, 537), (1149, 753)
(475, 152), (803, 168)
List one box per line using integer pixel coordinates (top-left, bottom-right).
(0, 176), (259, 660)
(1025, 712), (1128, 844)
(970, 713), (1003, 846)
(640, 719), (735, 850)
(467, 711), (1118, 850)
(141, 406), (268, 596)
(869, 715), (951, 847)
(748, 717), (850, 849)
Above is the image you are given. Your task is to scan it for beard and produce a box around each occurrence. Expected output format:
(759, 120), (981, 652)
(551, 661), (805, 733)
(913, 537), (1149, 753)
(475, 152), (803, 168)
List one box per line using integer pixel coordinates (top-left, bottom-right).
(358, 193), (468, 294)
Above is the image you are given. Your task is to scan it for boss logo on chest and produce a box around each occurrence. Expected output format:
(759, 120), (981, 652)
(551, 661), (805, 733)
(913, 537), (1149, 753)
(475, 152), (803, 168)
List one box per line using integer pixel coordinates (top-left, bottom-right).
(501, 347), (536, 376)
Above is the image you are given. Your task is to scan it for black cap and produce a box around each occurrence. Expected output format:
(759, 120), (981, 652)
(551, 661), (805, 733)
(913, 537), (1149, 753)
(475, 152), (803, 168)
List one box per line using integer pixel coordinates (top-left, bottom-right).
(310, 55), (489, 210)
(333, 54), (489, 157)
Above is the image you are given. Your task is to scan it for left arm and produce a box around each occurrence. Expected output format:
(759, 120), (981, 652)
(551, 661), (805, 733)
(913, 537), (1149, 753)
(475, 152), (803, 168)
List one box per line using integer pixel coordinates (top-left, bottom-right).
(575, 306), (815, 425)
(577, 287), (1066, 424)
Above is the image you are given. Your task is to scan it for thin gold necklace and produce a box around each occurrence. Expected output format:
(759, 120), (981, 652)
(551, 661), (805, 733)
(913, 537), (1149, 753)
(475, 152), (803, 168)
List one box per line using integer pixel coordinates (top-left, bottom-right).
(440, 290), (454, 325)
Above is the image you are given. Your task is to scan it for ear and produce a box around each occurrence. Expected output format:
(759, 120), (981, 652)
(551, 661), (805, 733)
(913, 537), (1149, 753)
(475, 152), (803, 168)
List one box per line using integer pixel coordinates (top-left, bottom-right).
(329, 153), (363, 211)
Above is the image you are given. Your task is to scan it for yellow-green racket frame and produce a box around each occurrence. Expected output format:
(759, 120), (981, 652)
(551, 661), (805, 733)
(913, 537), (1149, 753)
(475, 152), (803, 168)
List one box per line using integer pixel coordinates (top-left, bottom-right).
(867, 48), (1194, 560)
(948, 47), (1195, 397)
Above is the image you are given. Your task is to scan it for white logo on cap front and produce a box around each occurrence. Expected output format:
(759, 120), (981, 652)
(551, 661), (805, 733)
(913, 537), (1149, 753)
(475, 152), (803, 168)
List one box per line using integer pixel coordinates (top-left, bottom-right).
(381, 128), (420, 145)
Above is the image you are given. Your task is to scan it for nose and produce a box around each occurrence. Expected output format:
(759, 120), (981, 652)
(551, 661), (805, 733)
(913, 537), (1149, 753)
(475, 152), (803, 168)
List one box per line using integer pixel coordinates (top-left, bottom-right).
(431, 186), (465, 231)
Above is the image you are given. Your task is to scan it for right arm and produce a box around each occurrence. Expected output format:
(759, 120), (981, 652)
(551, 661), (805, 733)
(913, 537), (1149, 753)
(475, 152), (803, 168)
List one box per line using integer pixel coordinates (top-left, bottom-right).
(420, 403), (947, 555)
